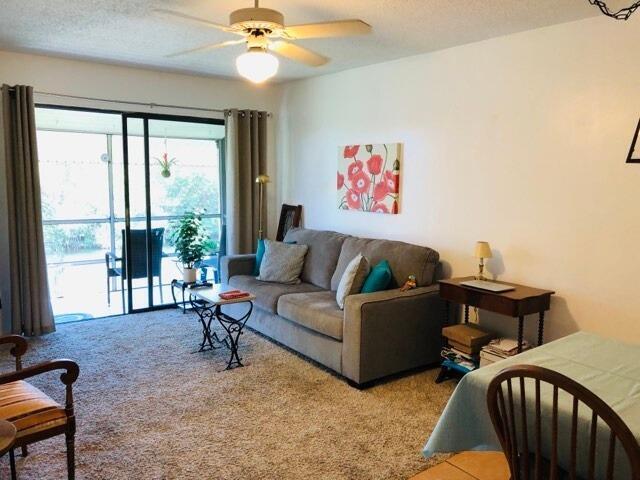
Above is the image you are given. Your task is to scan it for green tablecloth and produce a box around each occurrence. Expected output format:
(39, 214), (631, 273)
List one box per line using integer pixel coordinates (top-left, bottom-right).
(423, 332), (640, 479)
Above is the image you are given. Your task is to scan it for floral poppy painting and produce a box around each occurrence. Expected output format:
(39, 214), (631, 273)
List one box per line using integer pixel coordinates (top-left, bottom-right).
(338, 143), (402, 214)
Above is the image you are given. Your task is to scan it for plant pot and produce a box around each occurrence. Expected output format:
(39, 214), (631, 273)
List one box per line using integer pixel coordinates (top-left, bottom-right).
(183, 268), (197, 283)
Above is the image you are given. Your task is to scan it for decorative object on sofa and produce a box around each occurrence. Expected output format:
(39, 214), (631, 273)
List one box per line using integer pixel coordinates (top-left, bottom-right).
(222, 228), (442, 388)
(474, 241), (492, 280)
(627, 118), (640, 163)
(154, 139), (176, 178)
(400, 275), (417, 292)
(255, 174), (270, 239)
(257, 239), (309, 284)
(587, 0), (640, 20)
(338, 143), (402, 214)
(0, 335), (79, 479)
(171, 210), (213, 283)
(336, 254), (370, 309)
(155, 1), (371, 83)
(361, 260), (392, 293)
(276, 204), (302, 241)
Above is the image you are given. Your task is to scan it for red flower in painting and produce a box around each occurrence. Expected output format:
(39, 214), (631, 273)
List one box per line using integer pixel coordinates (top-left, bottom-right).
(373, 181), (388, 202)
(343, 145), (360, 158)
(384, 170), (398, 193)
(346, 189), (361, 210)
(337, 172), (345, 190)
(371, 203), (389, 214)
(347, 160), (364, 180)
(350, 170), (371, 194)
(367, 154), (383, 175)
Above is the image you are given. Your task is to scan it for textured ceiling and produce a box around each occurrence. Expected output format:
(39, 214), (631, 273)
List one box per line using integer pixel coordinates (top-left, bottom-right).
(0, 0), (601, 82)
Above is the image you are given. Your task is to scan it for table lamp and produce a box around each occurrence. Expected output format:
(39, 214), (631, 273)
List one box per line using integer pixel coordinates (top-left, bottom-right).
(474, 241), (492, 280)
(255, 174), (270, 239)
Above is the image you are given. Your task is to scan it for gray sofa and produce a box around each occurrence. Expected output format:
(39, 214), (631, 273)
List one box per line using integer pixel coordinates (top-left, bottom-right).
(220, 228), (444, 387)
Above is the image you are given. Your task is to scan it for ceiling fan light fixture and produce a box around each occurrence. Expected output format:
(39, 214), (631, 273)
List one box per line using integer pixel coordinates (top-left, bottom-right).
(236, 47), (279, 83)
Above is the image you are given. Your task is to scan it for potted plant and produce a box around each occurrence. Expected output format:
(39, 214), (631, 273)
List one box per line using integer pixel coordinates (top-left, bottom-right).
(170, 210), (213, 283)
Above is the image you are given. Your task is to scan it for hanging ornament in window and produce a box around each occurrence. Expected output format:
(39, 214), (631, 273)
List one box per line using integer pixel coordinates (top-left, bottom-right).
(588, 0), (640, 20)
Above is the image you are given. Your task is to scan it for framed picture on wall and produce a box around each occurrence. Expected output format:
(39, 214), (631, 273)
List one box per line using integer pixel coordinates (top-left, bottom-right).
(627, 118), (640, 164)
(337, 143), (402, 214)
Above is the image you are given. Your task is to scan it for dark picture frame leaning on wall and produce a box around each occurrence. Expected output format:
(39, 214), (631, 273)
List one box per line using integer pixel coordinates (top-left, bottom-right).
(276, 204), (302, 241)
(626, 117), (640, 163)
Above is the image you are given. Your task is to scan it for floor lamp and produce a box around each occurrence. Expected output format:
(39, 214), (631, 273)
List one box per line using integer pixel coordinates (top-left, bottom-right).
(255, 174), (270, 239)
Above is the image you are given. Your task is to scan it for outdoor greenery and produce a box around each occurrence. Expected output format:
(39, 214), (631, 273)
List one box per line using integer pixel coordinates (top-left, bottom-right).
(170, 210), (215, 269)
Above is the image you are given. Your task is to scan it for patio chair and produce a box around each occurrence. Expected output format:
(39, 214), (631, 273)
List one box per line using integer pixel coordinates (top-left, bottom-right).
(105, 228), (165, 312)
(0, 335), (79, 479)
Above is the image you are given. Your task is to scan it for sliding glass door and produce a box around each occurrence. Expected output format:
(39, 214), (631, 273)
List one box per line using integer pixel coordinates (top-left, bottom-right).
(36, 106), (224, 321)
(122, 114), (225, 313)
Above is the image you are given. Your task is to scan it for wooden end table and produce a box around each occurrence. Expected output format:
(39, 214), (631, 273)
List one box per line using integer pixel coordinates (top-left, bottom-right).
(439, 276), (555, 353)
(188, 284), (256, 370)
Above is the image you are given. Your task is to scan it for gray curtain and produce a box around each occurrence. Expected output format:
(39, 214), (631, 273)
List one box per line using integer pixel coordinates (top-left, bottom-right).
(1, 85), (55, 335)
(225, 109), (268, 255)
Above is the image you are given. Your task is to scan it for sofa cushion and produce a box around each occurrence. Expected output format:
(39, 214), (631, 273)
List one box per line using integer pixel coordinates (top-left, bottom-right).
(283, 228), (349, 290)
(330, 237), (439, 290)
(277, 291), (344, 341)
(228, 275), (323, 314)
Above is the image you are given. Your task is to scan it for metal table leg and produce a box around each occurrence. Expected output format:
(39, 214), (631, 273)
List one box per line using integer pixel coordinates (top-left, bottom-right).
(214, 302), (254, 370)
(188, 296), (225, 353)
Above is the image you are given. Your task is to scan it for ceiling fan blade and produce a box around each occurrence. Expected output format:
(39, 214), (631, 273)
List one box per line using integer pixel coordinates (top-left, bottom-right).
(269, 41), (328, 67)
(282, 20), (371, 39)
(153, 8), (236, 33)
(166, 39), (246, 58)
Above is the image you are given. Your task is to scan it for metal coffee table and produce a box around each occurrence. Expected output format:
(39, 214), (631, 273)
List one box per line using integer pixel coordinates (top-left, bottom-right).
(188, 284), (256, 370)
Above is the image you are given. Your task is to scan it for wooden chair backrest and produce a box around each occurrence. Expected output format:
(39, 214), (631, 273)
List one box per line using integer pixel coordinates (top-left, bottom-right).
(487, 364), (640, 480)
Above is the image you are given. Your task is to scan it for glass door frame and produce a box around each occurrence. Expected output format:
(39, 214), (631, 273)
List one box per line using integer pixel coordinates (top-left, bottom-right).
(122, 111), (226, 314)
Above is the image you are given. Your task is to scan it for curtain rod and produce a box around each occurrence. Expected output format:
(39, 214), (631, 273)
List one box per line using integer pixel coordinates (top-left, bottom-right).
(5, 87), (271, 116)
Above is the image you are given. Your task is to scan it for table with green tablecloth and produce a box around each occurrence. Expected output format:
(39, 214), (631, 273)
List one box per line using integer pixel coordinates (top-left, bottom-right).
(423, 332), (640, 479)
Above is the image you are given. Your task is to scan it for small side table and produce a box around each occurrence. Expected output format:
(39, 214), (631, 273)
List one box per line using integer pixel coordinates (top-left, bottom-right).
(171, 280), (212, 313)
(439, 277), (555, 353)
(0, 420), (17, 478)
(188, 284), (256, 371)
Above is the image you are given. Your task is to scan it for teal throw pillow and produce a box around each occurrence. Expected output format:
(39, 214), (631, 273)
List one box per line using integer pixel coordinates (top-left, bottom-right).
(253, 238), (265, 276)
(361, 260), (392, 293)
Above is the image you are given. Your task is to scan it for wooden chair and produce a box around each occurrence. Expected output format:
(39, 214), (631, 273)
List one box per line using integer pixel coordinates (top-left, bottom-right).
(275, 204), (302, 241)
(487, 365), (640, 480)
(0, 335), (79, 479)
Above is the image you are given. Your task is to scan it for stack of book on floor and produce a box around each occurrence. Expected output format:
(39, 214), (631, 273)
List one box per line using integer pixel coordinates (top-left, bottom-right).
(480, 338), (531, 367)
(441, 324), (494, 374)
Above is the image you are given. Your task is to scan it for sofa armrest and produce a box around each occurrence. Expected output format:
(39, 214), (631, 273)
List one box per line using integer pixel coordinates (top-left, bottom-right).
(220, 254), (257, 283)
(342, 285), (444, 385)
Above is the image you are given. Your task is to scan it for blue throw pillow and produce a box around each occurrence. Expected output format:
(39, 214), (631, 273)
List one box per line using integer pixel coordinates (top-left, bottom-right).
(253, 239), (297, 276)
(361, 260), (392, 293)
(253, 238), (266, 276)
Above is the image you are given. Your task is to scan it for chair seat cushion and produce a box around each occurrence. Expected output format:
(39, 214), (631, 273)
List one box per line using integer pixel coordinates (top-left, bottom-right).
(0, 381), (67, 439)
(277, 291), (344, 340)
(228, 275), (324, 313)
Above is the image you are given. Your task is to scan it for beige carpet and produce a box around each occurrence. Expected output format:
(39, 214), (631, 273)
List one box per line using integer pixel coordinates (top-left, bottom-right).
(0, 309), (454, 479)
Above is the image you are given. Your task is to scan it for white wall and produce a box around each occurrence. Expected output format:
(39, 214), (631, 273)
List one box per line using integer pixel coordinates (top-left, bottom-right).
(279, 17), (640, 344)
(0, 51), (283, 332)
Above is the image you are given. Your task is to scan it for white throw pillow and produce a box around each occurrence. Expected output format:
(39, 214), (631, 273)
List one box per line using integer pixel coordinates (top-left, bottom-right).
(336, 253), (370, 309)
(257, 239), (309, 284)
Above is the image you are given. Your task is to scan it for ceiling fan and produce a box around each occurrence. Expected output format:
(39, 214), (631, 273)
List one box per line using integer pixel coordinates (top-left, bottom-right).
(155, 0), (372, 83)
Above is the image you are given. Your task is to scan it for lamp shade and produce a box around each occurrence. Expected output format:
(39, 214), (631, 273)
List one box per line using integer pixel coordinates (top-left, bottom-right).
(236, 49), (279, 83)
(474, 241), (492, 259)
